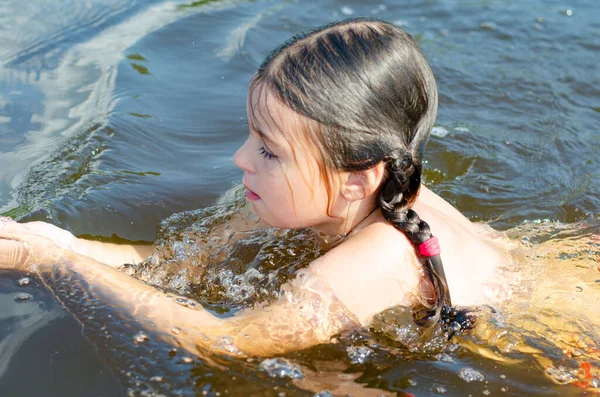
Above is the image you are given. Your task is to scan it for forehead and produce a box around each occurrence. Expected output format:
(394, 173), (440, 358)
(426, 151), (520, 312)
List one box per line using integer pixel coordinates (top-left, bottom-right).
(246, 81), (311, 149)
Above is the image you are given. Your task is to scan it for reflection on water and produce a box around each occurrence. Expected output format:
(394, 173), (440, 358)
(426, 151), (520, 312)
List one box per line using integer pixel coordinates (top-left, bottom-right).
(0, 0), (599, 395)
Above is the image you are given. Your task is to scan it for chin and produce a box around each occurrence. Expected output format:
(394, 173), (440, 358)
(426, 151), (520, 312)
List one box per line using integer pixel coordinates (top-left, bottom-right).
(257, 215), (301, 229)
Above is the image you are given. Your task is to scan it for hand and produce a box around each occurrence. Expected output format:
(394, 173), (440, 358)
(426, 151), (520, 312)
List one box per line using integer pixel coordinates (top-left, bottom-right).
(0, 217), (66, 270)
(15, 220), (78, 251)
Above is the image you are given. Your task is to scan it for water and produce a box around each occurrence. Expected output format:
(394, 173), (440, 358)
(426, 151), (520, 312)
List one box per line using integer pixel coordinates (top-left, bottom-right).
(0, 0), (599, 395)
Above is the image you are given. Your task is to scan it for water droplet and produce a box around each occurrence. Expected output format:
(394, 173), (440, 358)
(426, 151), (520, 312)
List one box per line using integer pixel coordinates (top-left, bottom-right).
(175, 297), (199, 310)
(314, 392), (334, 397)
(561, 9), (573, 16)
(133, 331), (149, 343)
(171, 327), (181, 335)
(17, 277), (31, 286)
(14, 293), (33, 301)
(435, 385), (447, 394)
(182, 357), (193, 363)
(150, 376), (163, 382)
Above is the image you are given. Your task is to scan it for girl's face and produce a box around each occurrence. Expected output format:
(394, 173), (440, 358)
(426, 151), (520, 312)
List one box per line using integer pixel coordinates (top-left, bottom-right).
(233, 84), (343, 232)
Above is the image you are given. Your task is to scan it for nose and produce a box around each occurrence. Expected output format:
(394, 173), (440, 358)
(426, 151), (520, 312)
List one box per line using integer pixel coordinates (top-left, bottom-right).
(233, 138), (256, 174)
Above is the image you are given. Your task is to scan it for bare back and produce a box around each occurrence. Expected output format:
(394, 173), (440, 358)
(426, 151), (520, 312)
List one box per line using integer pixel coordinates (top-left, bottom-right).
(311, 185), (513, 326)
(412, 186), (513, 306)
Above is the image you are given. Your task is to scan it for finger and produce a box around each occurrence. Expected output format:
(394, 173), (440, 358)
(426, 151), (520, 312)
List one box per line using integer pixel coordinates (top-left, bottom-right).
(0, 221), (30, 242)
(0, 238), (30, 270)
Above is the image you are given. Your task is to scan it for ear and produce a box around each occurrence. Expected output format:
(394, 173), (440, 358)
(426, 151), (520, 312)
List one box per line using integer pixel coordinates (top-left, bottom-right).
(340, 162), (386, 202)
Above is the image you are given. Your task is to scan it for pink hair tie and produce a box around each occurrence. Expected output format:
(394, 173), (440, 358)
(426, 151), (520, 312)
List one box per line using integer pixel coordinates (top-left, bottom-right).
(419, 236), (440, 257)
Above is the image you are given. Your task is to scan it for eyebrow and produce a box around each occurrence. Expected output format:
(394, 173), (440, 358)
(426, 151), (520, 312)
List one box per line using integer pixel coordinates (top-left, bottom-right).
(251, 123), (279, 148)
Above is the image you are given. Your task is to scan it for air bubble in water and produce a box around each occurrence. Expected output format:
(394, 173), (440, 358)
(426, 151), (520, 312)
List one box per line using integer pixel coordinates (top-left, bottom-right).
(17, 277), (31, 286)
(458, 367), (485, 382)
(133, 332), (149, 344)
(436, 353), (457, 363)
(14, 293), (32, 301)
(346, 346), (374, 364)
(545, 366), (577, 384)
(258, 358), (304, 379)
(212, 336), (241, 355)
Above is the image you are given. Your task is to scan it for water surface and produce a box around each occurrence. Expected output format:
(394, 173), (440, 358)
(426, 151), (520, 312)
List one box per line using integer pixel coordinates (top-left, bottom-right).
(0, 0), (599, 395)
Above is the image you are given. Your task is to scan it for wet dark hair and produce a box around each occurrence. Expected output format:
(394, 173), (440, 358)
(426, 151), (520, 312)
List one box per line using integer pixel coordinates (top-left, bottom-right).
(251, 18), (452, 328)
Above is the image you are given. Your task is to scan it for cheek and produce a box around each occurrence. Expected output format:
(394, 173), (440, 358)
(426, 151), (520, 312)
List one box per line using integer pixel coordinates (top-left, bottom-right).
(289, 168), (329, 212)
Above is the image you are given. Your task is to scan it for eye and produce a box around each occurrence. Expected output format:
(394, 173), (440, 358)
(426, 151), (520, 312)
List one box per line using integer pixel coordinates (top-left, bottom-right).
(259, 146), (277, 160)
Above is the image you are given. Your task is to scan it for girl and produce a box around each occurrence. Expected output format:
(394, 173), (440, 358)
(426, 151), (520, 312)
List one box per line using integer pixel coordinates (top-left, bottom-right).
(0, 18), (514, 357)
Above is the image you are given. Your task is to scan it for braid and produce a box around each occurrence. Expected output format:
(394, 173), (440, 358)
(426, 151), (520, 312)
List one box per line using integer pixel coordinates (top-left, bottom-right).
(378, 150), (452, 328)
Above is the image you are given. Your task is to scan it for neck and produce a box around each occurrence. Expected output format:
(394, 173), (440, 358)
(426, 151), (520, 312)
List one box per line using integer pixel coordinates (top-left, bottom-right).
(312, 198), (379, 239)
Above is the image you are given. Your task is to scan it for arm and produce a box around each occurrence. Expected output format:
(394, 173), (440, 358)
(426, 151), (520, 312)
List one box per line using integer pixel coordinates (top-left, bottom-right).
(74, 238), (153, 268)
(5, 221), (152, 268)
(0, 221), (357, 357)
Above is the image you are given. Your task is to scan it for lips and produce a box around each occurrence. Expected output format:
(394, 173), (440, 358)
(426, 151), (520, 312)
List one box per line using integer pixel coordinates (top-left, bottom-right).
(243, 182), (261, 201)
(247, 189), (261, 201)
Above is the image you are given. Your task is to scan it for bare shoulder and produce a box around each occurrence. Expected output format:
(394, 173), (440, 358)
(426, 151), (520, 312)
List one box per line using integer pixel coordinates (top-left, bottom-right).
(309, 218), (421, 325)
(413, 185), (514, 305)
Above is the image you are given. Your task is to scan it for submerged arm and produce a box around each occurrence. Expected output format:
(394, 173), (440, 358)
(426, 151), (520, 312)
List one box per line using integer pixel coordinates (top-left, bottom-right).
(73, 238), (153, 268)
(0, 222), (356, 357)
